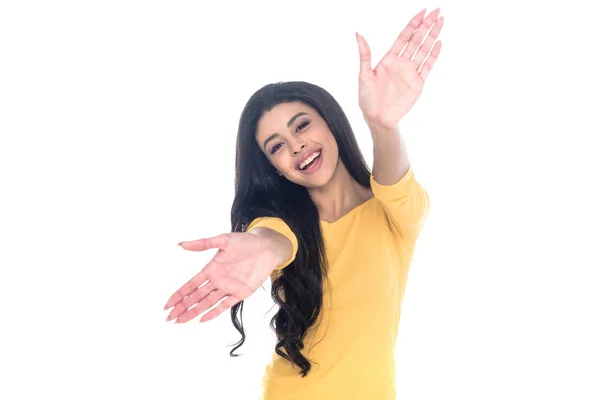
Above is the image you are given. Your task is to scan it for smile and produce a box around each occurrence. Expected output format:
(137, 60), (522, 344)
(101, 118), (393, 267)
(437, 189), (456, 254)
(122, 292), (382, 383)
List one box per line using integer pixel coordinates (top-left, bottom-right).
(298, 151), (322, 174)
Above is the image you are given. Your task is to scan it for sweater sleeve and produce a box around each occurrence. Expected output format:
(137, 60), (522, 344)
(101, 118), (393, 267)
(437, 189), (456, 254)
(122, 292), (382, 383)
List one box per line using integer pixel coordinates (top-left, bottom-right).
(370, 165), (430, 241)
(245, 217), (298, 270)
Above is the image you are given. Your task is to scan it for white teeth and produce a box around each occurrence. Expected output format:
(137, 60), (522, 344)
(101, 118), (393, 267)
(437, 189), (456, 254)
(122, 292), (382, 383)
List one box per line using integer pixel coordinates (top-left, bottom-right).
(299, 151), (321, 170)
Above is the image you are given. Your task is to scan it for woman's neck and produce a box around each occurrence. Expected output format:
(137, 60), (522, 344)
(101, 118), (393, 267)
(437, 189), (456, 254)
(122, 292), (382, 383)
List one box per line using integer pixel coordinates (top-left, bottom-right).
(308, 161), (373, 223)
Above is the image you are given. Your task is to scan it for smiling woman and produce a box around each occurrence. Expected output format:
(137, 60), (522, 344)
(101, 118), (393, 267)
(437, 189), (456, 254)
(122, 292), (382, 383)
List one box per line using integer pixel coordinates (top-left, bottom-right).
(255, 102), (346, 189)
(164, 7), (442, 399)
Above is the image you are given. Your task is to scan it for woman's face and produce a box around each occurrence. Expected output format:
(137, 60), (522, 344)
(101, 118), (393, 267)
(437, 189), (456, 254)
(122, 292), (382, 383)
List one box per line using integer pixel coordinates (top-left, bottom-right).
(255, 101), (339, 189)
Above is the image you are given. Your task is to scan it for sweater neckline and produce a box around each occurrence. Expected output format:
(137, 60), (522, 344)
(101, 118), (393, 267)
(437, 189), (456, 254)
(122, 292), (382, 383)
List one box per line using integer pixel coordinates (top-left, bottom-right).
(319, 196), (376, 226)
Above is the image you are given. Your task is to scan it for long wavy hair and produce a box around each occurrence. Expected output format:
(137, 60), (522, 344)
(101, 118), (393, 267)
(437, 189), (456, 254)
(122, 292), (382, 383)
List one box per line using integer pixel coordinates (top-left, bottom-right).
(229, 81), (371, 377)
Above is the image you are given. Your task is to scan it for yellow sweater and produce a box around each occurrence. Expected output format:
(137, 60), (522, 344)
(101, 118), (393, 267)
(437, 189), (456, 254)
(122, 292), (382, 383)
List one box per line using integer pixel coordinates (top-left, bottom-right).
(246, 166), (430, 400)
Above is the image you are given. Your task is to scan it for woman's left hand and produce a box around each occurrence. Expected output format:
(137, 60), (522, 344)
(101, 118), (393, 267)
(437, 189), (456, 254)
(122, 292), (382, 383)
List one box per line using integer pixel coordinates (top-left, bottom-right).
(357, 8), (444, 130)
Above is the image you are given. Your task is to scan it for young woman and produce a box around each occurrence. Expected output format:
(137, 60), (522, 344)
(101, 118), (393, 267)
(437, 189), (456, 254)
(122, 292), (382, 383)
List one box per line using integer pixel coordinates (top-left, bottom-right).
(164, 8), (443, 399)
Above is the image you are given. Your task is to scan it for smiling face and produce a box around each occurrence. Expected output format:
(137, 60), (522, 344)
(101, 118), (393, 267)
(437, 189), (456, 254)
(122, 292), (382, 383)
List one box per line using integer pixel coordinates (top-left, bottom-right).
(255, 101), (339, 189)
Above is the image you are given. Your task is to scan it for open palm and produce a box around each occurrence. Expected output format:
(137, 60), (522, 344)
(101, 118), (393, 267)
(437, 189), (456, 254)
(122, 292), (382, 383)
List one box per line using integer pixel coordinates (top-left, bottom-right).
(357, 8), (444, 128)
(164, 232), (279, 324)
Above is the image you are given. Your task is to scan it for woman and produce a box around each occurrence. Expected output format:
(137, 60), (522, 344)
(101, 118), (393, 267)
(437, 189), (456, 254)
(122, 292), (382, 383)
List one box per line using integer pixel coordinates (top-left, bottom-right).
(164, 8), (443, 399)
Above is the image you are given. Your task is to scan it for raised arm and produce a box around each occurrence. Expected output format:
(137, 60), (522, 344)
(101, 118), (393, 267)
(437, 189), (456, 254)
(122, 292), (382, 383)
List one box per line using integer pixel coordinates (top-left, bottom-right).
(353, 8), (442, 237)
(370, 162), (430, 240)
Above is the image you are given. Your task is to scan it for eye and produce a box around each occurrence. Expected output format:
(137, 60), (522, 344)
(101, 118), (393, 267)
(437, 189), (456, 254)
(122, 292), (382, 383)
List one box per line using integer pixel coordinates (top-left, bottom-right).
(269, 121), (310, 155)
(296, 120), (309, 133)
(270, 142), (283, 154)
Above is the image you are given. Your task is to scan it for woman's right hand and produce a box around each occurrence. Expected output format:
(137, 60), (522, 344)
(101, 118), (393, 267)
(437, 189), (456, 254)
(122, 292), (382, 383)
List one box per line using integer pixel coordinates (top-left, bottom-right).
(164, 232), (281, 324)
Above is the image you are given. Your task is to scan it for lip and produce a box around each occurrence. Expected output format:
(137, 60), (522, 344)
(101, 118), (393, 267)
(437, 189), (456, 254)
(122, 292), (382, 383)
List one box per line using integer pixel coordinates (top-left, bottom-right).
(295, 148), (322, 170)
(299, 151), (323, 174)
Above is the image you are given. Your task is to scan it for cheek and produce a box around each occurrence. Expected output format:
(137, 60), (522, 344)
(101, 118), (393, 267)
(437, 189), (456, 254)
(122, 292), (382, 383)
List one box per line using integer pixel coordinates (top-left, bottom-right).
(326, 139), (339, 162)
(270, 155), (291, 173)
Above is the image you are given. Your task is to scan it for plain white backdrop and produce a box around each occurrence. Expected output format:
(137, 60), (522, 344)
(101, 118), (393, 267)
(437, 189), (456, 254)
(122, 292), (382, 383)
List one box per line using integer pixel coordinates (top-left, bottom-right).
(1, 0), (599, 399)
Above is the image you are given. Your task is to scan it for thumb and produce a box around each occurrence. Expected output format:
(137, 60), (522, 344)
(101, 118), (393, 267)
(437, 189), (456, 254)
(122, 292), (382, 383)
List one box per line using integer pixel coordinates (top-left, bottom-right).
(356, 32), (372, 82)
(178, 234), (229, 252)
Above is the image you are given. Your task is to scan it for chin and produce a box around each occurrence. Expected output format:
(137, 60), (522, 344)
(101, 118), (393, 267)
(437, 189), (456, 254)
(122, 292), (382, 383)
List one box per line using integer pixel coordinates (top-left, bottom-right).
(300, 165), (335, 189)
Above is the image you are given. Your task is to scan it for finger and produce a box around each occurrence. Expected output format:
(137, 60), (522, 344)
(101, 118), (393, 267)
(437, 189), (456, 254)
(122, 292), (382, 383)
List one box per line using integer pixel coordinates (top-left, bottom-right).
(166, 281), (215, 321)
(163, 265), (212, 311)
(178, 234), (229, 252)
(419, 40), (442, 81)
(413, 16), (444, 66)
(176, 289), (226, 323)
(401, 8), (440, 60)
(200, 295), (242, 323)
(356, 32), (373, 82)
(386, 8), (426, 56)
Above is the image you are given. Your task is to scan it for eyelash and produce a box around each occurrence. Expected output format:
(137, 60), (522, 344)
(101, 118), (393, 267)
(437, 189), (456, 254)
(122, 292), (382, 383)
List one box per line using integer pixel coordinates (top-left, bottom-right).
(270, 121), (310, 154)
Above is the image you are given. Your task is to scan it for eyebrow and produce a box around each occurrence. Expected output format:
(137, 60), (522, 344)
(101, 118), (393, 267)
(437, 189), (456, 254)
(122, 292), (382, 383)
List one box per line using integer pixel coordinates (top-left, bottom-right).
(262, 112), (308, 153)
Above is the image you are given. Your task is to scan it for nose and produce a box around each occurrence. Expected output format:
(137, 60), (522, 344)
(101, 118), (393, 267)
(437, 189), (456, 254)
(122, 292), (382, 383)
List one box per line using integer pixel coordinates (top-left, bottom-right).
(292, 142), (307, 156)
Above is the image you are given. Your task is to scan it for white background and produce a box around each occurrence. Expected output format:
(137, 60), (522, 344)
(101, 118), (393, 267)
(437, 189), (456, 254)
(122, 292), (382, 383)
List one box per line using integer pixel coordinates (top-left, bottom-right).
(1, 0), (599, 399)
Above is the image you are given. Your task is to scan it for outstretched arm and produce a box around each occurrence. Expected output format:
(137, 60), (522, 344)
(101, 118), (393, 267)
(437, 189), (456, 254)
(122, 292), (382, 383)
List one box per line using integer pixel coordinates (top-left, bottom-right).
(246, 216), (298, 270)
(163, 220), (296, 324)
(248, 227), (294, 270)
